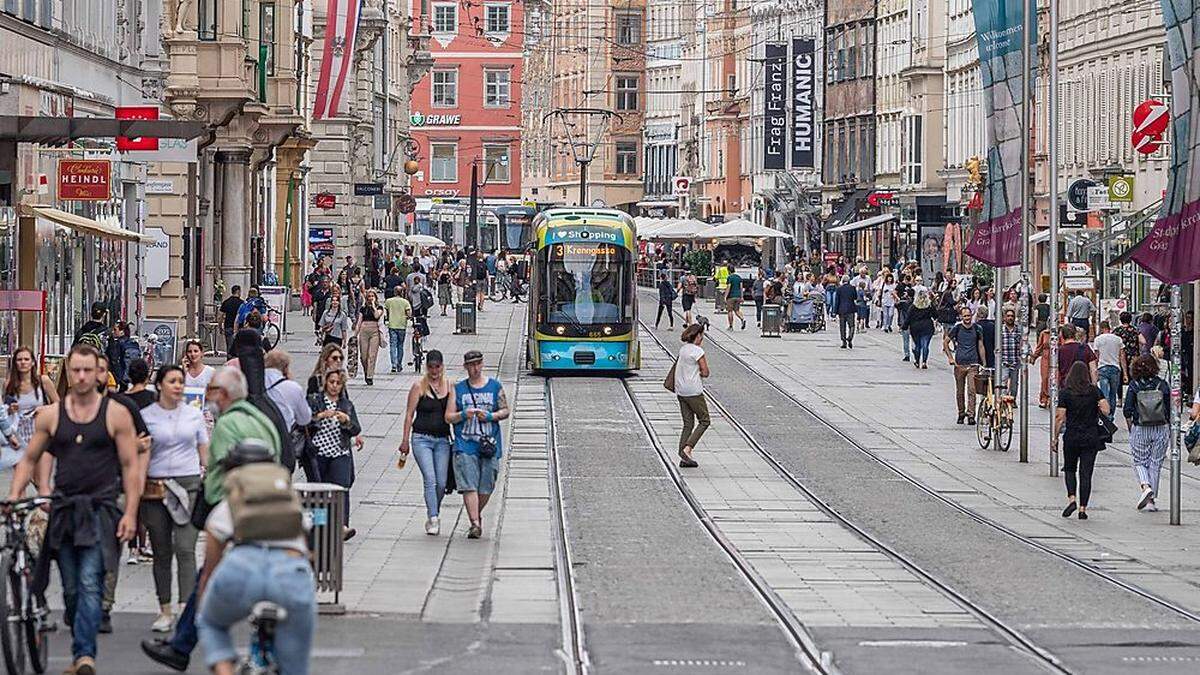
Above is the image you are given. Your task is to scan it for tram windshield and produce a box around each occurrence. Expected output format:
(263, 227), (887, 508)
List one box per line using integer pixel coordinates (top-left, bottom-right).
(541, 242), (630, 328)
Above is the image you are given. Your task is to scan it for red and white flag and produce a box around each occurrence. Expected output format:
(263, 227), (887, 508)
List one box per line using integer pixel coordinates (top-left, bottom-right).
(313, 0), (362, 120)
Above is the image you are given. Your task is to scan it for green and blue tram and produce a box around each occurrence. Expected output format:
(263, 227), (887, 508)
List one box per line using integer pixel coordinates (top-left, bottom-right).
(527, 209), (640, 372)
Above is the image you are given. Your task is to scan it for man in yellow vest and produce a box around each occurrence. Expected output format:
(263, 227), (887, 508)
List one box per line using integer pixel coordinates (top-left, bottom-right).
(713, 262), (730, 311)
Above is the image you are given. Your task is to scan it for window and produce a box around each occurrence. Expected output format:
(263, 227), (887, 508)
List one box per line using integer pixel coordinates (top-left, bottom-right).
(484, 3), (510, 34)
(903, 115), (923, 185)
(260, 3), (276, 76)
(432, 69), (458, 107)
(484, 144), (511, 183)
(616, 76), (639, 111)
(485, 69), (511, 107)
(198, 0), (217, 40)
(432, 3), (456, 33)
(431, 143), (457, 182)
(616, 141), (638, 175)
(616, 11), (641, 46)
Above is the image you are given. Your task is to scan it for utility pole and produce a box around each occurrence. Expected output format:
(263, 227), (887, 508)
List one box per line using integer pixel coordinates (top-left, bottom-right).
(545, 108), (620, 209)
(1018, 0), (1033, 463)
(578, 159), (589, 206)
(1048, 0), (1061, 477)
(468, 160), (479, 249)
(1171, 283), (1183, 524)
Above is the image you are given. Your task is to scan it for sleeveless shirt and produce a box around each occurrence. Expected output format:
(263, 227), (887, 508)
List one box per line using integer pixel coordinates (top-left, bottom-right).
(50, 397), (120, 498)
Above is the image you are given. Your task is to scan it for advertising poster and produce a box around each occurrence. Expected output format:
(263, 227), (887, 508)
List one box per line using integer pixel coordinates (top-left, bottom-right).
(258, 285), (290, 332)
(790, 37), (816, 169)
(140, 319), (178, 369)
(309, 226), (335, 256)
(763, 42), (787, 170)
(963, 0), (1035, 268)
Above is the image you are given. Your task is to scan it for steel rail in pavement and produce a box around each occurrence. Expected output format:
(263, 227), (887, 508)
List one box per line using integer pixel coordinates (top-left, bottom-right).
(545, 379), (591, 675)
(689, 321), (1200, 628)
(615, 375), (836, 674)
(637, 320), (1070, 673)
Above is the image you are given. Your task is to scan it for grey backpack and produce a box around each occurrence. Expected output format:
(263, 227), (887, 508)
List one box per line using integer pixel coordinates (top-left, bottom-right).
(1135, 382), (1168, 426)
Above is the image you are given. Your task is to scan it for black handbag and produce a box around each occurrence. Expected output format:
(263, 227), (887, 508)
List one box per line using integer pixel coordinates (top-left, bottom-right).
(467, 385), (498, 459)
(1097, 415), (1118, 446)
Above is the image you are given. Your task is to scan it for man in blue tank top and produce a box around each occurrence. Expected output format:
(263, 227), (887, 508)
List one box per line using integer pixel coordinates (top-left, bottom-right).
(444, 350), (510, 539)
(6, 344), (140, 675)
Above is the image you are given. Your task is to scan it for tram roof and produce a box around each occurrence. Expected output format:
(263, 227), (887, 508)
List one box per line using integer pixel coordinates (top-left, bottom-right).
(533, 208), (636, 231)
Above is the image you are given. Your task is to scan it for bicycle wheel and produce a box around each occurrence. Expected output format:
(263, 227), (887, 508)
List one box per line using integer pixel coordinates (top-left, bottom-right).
(975, 400), (993, 449)
(264, 323), (281, 350)
(488, 285), (506, 302)
(998, 406), (1014, 452)
(0, 552), (26, 675)
(23, 580), (45, 674)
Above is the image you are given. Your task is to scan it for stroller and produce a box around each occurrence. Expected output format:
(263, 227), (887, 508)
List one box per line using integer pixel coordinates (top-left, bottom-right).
(786, 292), (826, 333)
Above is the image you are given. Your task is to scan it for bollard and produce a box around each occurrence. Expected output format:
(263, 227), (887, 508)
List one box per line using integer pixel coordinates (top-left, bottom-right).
(295, 482), (347, 614)
(455, 302), (477, 334)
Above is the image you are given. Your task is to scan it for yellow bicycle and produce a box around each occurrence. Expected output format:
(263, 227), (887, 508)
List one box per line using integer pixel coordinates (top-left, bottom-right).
(975, 367), (1015, 451)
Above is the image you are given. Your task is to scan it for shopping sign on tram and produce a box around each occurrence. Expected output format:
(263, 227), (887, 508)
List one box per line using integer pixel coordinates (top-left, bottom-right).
(57, 159), (111, 201)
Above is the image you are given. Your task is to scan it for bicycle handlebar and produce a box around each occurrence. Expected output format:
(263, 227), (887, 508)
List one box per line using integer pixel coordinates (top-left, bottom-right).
(0, 496), (53, 513)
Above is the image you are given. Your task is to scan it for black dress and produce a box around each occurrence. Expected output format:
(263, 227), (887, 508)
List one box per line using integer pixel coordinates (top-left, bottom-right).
(1059, 387), (1104, 455)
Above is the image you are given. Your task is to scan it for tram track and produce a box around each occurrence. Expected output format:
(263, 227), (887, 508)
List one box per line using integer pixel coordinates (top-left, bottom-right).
(684, 320), (1200, 629)
(544, 379), (591, 675)
(634, 319), (1072, 673)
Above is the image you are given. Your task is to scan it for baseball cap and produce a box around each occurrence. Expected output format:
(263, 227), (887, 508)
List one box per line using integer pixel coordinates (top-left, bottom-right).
(463, 349), (484, 365)
(426, 349), (445, 366)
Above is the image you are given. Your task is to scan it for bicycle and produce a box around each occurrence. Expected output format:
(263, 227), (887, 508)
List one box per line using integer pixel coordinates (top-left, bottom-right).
(262, 303), (282, 351)
(0, 496), (54, 675)
(237, 601), (287, 675)
(488, 272), (526, 303)
(974, 367), (1015, 451)
(410, 316), (428, 373)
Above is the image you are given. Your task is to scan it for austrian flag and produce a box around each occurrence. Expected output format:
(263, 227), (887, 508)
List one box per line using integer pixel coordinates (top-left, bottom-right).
(313, 0), (363, 120)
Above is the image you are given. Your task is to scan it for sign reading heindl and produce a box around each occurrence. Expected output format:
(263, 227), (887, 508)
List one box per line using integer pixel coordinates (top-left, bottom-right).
(763, 42), (787, 171)
(790, 37), (816, 169)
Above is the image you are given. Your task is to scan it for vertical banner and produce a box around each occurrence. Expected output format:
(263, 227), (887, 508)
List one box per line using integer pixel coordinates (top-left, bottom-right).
(1132, 3), (1199, 283)
(790, 38), (816, 169)
(313, 0), (363, 120)
(763, 42), (787, 170)
(964, 0), (1034, 268)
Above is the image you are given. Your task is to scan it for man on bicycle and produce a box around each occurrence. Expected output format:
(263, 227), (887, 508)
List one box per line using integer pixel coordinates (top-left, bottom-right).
(195, 439), (315, 675)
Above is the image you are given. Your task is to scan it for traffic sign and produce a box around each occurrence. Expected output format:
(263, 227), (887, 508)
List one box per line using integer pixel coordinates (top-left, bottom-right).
(1067, 179), (1096, 212)
(672, 176), (691, 196)
(1108, 175), (1134, 203)
(1133, 99), (1169, 137)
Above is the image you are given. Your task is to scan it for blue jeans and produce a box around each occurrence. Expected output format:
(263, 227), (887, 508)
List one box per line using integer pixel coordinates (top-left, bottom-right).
(388, 327), (406, 370)
(58, 529), (105, 660)
(901, 330), (911, 359)
(198, 546), (316, 675)
(824, 288), (836, 315)
(912, 332), (933, 364)
(1098, 365), (1122, 420)
(315, 453), (354, 525)
(170, 583), (199, 655)
(411, 433), (451, 518)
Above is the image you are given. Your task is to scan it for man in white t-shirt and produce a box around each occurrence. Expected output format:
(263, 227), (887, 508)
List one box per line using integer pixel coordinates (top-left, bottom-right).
(1094, 320), (1125, 420)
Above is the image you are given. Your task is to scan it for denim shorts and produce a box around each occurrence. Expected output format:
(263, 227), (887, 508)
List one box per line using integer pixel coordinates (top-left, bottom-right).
(452, 451), (500, 494)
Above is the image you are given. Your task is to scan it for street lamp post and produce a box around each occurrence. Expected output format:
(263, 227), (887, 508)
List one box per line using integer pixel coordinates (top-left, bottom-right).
(1018, 0), (1033, 463)
(1048, 0), (1061, 477)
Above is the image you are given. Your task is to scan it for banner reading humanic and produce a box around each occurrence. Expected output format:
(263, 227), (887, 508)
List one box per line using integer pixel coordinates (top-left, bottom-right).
(1132, 2), (1200, 283)
(964, 0), (1034, 268)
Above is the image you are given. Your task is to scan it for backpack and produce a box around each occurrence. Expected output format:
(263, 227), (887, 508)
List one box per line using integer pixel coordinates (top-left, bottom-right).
(684, 275), (699, 295)
(122, 338), (143, 367)
(1135, 381), (1168, 426)
(224, 463), (304, 542)
(233, 331), (295, 472)
(420, 287), (435, 313)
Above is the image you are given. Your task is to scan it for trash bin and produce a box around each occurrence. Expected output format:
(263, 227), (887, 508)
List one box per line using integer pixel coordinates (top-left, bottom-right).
(714, 287), (727, 312)
(761, 304), (783, 337)
(295, 482), (347, 614)
(455, 302), (477, 334)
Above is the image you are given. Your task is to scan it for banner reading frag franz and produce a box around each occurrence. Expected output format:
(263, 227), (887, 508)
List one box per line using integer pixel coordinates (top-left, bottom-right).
(963, 0), (1034, 268)
(1131, 3), (1199, 284)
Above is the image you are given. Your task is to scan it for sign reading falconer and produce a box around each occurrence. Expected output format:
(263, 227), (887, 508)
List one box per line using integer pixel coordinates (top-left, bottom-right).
(58, 159), (111, 201)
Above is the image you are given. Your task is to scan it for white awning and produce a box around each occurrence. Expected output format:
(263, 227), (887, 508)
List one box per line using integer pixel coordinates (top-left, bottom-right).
(364, 229), (406, 241)
(25, 205), (154, 243)
(645, 218), (712, 240)
(827, 213), (897, 234)
(693, 218), (792, 240)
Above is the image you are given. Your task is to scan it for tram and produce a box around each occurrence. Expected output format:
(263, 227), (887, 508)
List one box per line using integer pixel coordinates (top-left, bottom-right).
(527, 208), (640, 372)
(424, 203), (537, 252)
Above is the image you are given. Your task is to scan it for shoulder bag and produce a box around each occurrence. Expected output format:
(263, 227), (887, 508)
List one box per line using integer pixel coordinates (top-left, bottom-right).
(467, 384), (498, 459)
(663, 362), (677, 393)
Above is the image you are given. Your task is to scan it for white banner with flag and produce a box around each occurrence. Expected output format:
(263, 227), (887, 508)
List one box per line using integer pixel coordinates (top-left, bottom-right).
(313, 0), (362, 120)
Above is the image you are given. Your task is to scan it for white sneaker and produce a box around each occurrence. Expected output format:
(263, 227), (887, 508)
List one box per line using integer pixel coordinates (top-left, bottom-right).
(1147, 502), (1160, 512)
(1137, 487), (1154, 510)
(151, 611), (174, 633)
(426, 517), (440, 536)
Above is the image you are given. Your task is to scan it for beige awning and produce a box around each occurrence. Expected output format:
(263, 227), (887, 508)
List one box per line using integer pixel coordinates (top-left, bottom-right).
(24, 205), (154, 243)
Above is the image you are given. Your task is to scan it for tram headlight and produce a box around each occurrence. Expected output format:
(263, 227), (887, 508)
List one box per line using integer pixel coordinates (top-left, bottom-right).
(555, 325), (566, 335)
(602, 326), (612, 335)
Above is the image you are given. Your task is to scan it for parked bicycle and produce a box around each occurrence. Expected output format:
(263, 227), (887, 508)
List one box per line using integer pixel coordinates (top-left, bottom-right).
(488, 272), (526, 303)
(262, 302), (283, 350)
(975, 367), (1015, 451)
(411, 315), (429, 372)
(0, 496), (54, 675)
(238, 601), (287, 675)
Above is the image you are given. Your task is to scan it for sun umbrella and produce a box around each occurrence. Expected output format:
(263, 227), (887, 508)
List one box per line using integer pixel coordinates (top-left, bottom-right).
(405, 234), (447, 248)
(693, 218), (792, 241)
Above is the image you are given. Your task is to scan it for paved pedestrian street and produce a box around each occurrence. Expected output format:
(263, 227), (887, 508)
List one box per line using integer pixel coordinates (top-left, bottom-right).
(13, 296), (1200, 674)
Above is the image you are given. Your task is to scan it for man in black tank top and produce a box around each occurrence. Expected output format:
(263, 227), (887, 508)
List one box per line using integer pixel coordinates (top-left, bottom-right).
(6, 344), (140, 675)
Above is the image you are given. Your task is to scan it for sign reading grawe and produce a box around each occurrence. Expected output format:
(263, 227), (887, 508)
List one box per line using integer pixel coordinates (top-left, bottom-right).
(58, 160), (111, 201)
